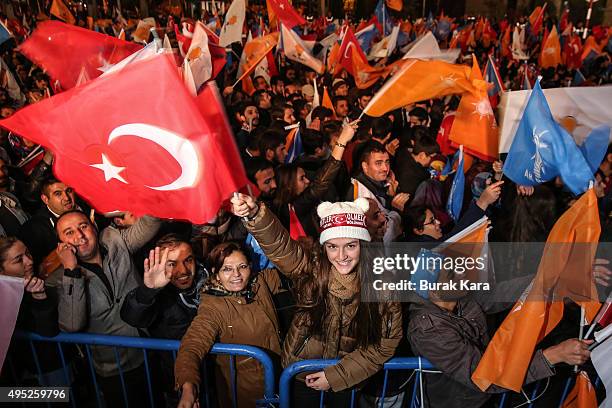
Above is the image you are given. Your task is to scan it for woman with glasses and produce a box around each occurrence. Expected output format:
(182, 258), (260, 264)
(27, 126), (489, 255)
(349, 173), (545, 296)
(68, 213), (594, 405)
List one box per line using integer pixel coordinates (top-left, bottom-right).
(402, 181), (504, 242)
(174, 241), (284, 408)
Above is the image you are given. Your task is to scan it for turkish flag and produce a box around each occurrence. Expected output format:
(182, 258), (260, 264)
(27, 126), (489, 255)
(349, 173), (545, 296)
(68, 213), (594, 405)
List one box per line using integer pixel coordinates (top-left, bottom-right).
(337, 28), (368, 77)
(19, 21), (142, 90)
(0, 54), (247, 224)
(266, 0), (306, 29)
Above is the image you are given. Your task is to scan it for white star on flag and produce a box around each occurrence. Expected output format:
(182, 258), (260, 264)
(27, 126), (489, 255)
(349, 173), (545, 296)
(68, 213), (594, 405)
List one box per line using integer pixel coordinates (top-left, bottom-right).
(90, 154), (128, 183)
(97, 57), (114, 73)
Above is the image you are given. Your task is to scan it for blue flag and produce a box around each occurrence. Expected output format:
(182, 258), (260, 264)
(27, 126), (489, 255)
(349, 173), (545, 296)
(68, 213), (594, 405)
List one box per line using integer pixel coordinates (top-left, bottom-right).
(375, 0), (393, 36)
(503, 79), (594, 195)
(355, 24), (378, 54)
(0, 21), (11, 46)
(484, 55), (504, 98)
(245, 233), (276, 272)
(580, 125), (611, 174)
(572, 69), (586, 86)
(284, 128), (303, 164)
(446, 147), (465, 221)
(435, 20), (451, 41)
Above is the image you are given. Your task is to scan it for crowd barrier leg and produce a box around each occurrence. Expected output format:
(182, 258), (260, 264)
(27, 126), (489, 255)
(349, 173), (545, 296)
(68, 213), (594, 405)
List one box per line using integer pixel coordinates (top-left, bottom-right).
(84, 344), (103, 408)
(56, 342), (77, 408)
(142, 349), (155, 407)
(378, 369), (390, 407)
(27, 340), (51, 408)
(527, 380), (540, 408)
(558, 376), (574, 408)
(112, 347), (129, 407)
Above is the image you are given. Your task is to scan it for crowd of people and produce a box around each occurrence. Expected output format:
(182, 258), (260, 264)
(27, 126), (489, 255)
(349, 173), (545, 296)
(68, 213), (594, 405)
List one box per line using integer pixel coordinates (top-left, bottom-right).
(0, 0), (612, 407)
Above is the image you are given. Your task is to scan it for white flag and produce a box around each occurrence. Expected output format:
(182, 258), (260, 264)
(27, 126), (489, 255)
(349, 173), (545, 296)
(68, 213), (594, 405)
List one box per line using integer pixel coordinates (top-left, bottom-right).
(219, 0), (245, 47)
(0, 275), (24, 371)
(401, 31), (460, 62)
(0, 57), (25, 104)
(185, 22), (213, 91)
(280, 24), (324, 74)
(511, 27), (529, 60)
(236, 31), (253, 82)
(368, 25), (400, 60)
(592, 333), (612, 408)
(498, 86), (612, 153)
(254, 52), (270, 84)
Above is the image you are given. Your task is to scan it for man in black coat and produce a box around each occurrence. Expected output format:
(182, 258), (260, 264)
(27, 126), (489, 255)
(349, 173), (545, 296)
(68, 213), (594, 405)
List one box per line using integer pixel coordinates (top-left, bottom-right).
(120, 234), (209, 406)
(19, 177), (79, 265)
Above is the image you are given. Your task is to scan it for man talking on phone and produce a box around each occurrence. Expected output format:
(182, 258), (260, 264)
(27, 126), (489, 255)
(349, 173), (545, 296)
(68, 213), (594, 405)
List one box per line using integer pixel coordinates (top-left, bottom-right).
(55, 210), (161, 407)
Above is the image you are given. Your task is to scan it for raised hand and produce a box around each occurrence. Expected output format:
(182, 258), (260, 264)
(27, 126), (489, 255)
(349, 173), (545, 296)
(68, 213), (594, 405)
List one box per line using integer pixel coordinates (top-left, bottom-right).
(143, 247), (172, 289)
(476, 180), (504, 210)
(230, 193), (259, 219)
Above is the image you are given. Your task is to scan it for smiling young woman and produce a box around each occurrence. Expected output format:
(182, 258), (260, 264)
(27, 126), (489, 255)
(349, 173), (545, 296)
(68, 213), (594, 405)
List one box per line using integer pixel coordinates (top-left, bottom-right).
(230, 194), (402, 407)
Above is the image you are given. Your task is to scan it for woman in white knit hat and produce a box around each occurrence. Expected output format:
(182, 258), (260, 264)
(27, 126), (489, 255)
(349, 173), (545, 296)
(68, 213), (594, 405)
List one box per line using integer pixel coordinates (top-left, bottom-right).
(231, 188), (402, 407)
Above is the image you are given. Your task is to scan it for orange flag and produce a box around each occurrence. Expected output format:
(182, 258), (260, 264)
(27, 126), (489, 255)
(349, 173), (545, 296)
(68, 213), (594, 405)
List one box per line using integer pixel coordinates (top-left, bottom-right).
(351, 52), (389, 89)
(326, 41), (341, 75)
(50, 0), (75, 25)
(472, 189), (601, 392)
(236, 32), (279, 84)
(561, 371), (598, 408)
(541, 26), (561, 68)
(363, 59), (473, 117)
(448, 55), (498, 162)
(242, 76), (256, 95)
(385, 0), (403, 11)
(581, 35), (603, 62)
(501, 26), (512, 58)
(322, 86), (336, 116)
(529, 3), (547, 35)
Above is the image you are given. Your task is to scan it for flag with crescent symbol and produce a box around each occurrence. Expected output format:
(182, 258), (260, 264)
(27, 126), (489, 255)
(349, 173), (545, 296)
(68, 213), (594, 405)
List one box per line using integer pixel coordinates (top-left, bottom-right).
(0, 54), (247, 224)
(19, 21), (142, 91)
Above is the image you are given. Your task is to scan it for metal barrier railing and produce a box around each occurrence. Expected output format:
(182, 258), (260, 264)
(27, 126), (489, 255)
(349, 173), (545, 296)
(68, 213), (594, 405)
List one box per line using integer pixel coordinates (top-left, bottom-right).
(11, 330), (277, 408)
(278, 357), (436, 408)
(277, 358), (601, 408)
(9, 331), (603, 408)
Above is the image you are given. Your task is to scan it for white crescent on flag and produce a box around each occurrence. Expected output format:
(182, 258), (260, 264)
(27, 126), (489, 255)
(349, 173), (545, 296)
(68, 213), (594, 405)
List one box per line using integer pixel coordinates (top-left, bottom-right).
(90, 123), (201, 191)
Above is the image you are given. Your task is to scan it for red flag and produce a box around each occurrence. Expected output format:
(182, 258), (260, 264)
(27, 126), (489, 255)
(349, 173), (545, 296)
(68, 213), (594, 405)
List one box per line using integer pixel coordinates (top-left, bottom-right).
(18, 21), (142, 90)
(592, 292), (612, 328)
(0, 55), (246, 224)
(564, 34), (583, 70)
(267, 0), (306, 29)
(337, 28), (368, 77)
(560, 9), (569, 33)
(289, 204), (307, 240)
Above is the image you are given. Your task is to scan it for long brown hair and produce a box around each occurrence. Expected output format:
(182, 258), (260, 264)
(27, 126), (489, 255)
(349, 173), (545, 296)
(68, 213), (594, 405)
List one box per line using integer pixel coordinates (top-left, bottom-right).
(293, 242), (387, 348)
(272, 163), (302, 210)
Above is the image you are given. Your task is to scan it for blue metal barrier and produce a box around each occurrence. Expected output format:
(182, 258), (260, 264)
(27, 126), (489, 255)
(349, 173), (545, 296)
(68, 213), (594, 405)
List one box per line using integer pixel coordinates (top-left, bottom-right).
(12, 330), (277, 408)
(277, 358), (601, 408)
(278, 357), (436, 408)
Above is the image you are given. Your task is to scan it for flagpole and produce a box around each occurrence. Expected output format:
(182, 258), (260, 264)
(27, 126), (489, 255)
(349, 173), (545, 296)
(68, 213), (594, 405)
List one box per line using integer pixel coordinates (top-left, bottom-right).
(583, 0), (595, 40)
(573, 305), (586, 373)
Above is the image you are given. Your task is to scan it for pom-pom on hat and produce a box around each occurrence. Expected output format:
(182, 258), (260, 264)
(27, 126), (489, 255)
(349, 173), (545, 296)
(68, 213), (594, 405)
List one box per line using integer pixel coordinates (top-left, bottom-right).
(317, 198), (371, 244)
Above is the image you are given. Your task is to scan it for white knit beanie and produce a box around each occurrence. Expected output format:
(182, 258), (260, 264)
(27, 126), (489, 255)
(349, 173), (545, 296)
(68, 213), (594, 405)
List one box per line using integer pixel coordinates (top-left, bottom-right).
(317, 198), (371, 244)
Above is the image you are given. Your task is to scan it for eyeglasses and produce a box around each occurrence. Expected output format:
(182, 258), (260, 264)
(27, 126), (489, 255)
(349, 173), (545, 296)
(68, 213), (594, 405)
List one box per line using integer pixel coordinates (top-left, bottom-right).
(422, 217), (438, 227)
(220, 264), (250, 274)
